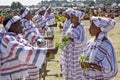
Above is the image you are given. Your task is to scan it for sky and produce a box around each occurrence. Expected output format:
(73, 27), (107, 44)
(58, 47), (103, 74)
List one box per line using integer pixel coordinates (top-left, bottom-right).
(0, 0), (42, 6)
(0, 0), (96, 6)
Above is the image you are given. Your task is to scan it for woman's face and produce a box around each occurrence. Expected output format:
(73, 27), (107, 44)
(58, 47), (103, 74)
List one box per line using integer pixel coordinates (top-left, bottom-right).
(71, 15), (79, 24)
(11, 20), (23, 34)
(39, 10), (45, 15)
(26, 11), (33, 20)
(89, 21), (101, 36)
(47, 8), (51, 14)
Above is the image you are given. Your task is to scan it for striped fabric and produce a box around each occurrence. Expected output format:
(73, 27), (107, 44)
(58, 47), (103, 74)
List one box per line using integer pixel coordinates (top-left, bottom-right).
(0, 32), (47, 80)
(84, 39), (118, 80)
(60, 23), (87, 80)
(62, 19), (71, 35)
(33, 14), (46, 28)
(21, 19), (45, 47)
(44, 13), (55, 48)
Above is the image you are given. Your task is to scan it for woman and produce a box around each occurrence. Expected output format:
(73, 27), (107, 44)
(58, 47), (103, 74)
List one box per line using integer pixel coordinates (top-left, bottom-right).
(62, 8), (73, 35)
(19, 7), (54, 80)
(20, 7), (53, 47)
(61, 10), (87, 80)
(32, 7), (46, 35)
(81, 17), (118, 80)
(0, 15), (57, 80)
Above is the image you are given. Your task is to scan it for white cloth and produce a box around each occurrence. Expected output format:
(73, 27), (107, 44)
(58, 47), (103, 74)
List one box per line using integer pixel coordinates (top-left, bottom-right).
(4, 16), (21, 31)
(89, 17), (116, 63)
(84, 39), (118, 79)
(71, 10), (85, 20)
(0, 32), (47, 80)
(35, 7), (46, 14)
(92, 16), (116, 33)
(61, 23), (87, 80)
(20, 7), (30, 18)
(63, 8), (74, 16)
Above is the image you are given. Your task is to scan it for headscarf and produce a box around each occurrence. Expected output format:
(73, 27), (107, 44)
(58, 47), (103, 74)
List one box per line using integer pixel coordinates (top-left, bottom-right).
(35, 7), (46, 14)
(71, 10), (85, 21)
(92, 16), (116, 32)
(63, 8), (74, 16)
(20, 7), (30, 18)
(2, 15), (21, 33)
(89, 17), (116, 63)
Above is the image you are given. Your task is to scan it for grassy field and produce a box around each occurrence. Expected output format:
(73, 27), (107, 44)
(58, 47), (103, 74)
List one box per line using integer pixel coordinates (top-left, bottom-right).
(0, 17), (120, 80)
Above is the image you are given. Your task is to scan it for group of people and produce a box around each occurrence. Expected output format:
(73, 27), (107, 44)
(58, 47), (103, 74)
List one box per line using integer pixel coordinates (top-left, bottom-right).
(0, 6), (118, 80)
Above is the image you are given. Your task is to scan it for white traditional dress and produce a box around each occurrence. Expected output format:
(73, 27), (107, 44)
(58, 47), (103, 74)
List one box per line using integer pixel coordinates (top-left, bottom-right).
(33, 10), (46, 35)
(82, 17), (118, 80)
(84, 39), (118, 80)
(0, 32), (47, 80)
(44, 11), (55, 48)
(61, 23), (87, 80)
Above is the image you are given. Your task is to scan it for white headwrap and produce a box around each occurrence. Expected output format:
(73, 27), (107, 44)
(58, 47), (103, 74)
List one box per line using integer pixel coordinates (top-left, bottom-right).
(63, 8), (74, 16)
(89, 17), (116, 63)
(71, 10), (85, 18)
(20, 7), (30, 18)
(4, 15), (21, 32)
(92, 16), (116, 32)
(35, 7), (46, 14)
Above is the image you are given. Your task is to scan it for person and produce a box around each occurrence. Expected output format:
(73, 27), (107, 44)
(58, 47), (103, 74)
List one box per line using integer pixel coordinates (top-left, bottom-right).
(32, 7), (46, 35)
(80, 16), (118, 80)
(0, 15), (58, 80)
(62, 8), (73, 35)
(19, 7), (54, 47)
(60, 10), (87, 80)
(44, 7), (56, 48)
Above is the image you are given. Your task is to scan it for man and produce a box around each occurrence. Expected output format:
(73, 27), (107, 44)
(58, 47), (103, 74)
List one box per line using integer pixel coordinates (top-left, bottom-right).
(0, 15), (57, 80)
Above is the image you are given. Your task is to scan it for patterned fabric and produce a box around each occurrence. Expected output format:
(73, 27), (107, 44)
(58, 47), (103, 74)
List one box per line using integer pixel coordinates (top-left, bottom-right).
(71, 10), (85, 20)
(21, 19), (45, 47)
(44, 12), (55, 48)
(0, 32), (47, 80)
(83, 39), (118, 80)
(60, 23), (87, 80)
(91, 17), (116, 32)
(20, 7), (30, 18)
(33, 14), (46, 28)
(35, 7), (46, 15)
(4, 16), (21, 31)
(62, 19), (71, 35)
(89, 17), (116, 63)
(21, 19), (46, 80)
(32, 14), (46, 35)
(63, 8), (74, 16)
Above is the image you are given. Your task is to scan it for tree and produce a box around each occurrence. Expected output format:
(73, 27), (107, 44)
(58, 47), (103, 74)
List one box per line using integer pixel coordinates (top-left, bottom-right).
(11, 2), (23, 9)
(89, 1), (95, 6)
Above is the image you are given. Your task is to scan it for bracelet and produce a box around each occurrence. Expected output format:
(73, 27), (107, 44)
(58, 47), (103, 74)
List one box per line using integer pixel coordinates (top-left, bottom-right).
(91, 64), (94, 69)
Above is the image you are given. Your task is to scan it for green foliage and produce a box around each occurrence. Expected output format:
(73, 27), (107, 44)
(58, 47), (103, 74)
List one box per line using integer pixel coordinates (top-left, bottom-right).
(11, 2), (23, 9)
(55, 35), (69, 50)
(0, 10), (7, 17)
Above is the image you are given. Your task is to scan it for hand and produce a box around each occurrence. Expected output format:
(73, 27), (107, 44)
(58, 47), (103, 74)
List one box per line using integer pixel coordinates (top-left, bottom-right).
(62, 37), (73, 42)
(69, 38), (74, 42)
(49, 24), (57, 27)
(45, 36), (54, 41)
(37, 41), (42, 47)
(59, 24), (63, 29)
(81, 61), (90, 69)
(46, 48), (58, 57)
